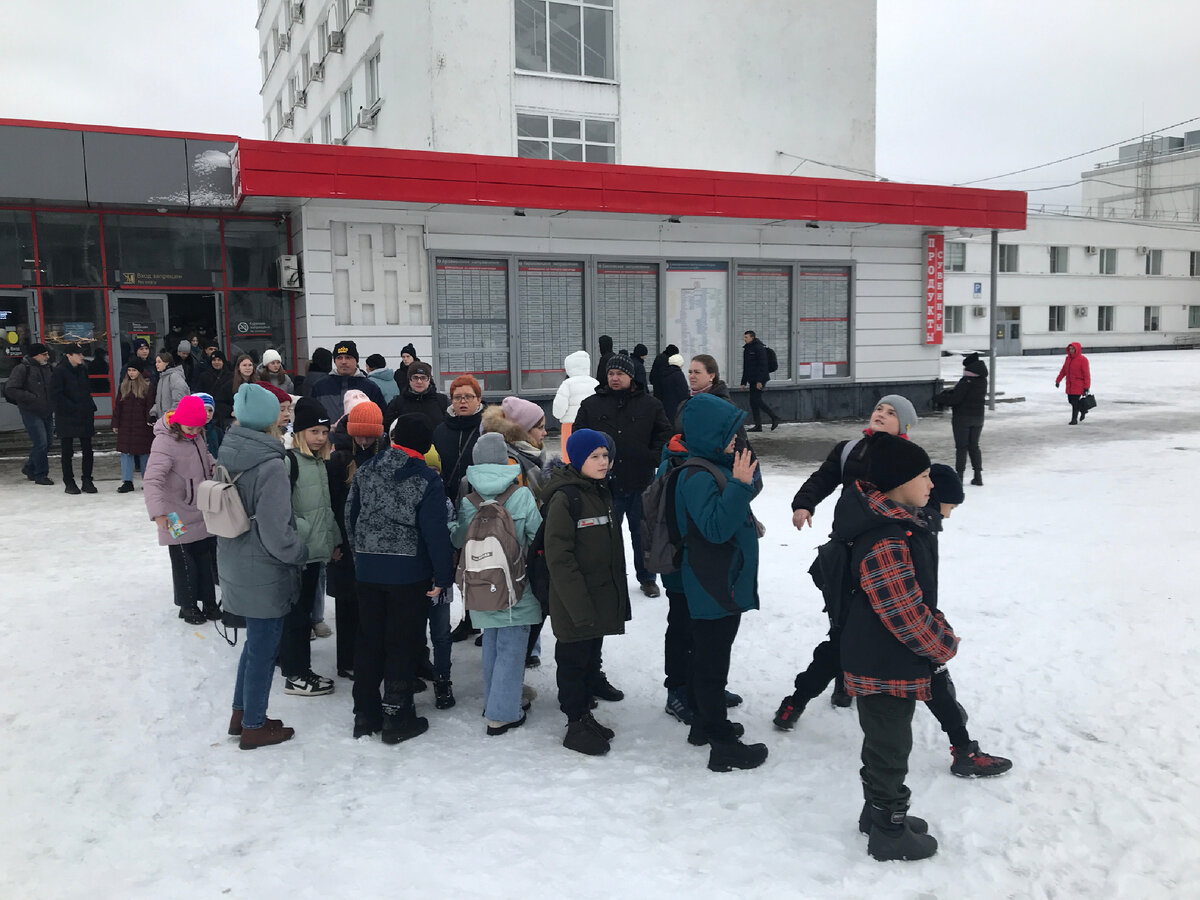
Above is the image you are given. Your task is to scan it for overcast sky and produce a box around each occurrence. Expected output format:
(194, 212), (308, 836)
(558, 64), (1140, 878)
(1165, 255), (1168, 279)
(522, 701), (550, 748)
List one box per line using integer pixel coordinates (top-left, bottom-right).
(1, 0), (1197, 210)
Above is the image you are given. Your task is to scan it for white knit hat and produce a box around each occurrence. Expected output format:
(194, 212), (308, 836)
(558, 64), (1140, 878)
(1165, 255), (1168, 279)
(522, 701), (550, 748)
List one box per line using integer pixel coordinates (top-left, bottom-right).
(668, 353), (684, 368)
(261, 348), (282, 366)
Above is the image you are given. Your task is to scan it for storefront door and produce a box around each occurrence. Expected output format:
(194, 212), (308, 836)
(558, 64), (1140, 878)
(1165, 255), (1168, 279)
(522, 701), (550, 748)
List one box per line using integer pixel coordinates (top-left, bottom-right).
(111, 292), (169, 365)
(0, 290), (39, 431)
(995, 306), (1021, 356)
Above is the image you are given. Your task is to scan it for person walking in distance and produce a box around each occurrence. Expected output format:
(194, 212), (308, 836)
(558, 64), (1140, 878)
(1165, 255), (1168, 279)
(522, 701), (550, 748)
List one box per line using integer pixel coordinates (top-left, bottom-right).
(52, 344), (97, 495)
(1055, 342), (1092, 425)
(740, 331), (780, 432)
(936, 352), (988, 486)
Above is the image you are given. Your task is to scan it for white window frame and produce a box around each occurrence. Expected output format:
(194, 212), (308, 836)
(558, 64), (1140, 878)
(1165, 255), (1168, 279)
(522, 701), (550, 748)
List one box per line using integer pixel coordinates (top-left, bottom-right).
(1144, 249), (1162, 275)
(1049, 246), (1068, 274)
(1099, 248), (1117, 275)
(1097, 305), (1114, 332)
(515, 0), (615, 80)
(260, 48), (270, 82)
(317, 18), (329, 57)
(301, 49), (311, 81)
(998, 244), (1019, 273)
(1191, 251), (1200, 278)
(516, 111), (616, 163)
(339, 86), (354, 137)
(1048, 305), (1066, 332)
(274, 98), (285, 134)
(1144, 305), (1161, 332)
(945, 305), (964, 334)
(320, 112), (332, 143)
(1189, 306), (1200, 328)
(365, 53), (381, 105)
(946, 242), (966, 272)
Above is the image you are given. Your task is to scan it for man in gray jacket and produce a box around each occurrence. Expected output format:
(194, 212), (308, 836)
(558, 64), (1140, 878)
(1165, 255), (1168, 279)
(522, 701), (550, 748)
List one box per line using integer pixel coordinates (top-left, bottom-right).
(3, 343), (55, 485)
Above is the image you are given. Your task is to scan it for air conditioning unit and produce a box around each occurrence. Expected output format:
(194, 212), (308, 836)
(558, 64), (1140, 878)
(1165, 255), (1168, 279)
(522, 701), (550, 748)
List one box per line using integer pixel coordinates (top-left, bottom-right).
(291, 2), (305, 23)
(294, 89), (307, 108)
(1084, 246), (1098, 254)
(1136, 246), (1149, 255)
(357, 107), (378, 129)
(332, 136), (347, 146)
(356, 0), (373, 11)
(972, 306), (987, 318)
(309, 62), (324, 82)
(1073, 306), (1089, 317)
(278, 255), (301, 291)
(277, 33), (290, 51)
(328, 31), (345, 53)
(281, 111), (294, 129)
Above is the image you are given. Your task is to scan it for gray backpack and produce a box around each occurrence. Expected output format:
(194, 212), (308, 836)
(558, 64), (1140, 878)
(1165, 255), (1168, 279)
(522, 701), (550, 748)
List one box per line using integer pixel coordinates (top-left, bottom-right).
(641, 457), (727, 574)
(196, 465), (253, 538)
(455, 484), (527, 612)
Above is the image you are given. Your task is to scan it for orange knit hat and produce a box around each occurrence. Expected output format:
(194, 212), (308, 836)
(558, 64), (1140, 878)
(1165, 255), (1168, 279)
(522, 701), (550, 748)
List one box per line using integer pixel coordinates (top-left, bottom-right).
(347, 400), (383, 437)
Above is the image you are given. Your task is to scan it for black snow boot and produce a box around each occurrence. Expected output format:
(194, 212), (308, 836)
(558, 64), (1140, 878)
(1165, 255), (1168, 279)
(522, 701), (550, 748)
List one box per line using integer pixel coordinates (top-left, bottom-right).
(353, 714), (382, 738)
(688, 720), (745, 746)
(773, 694), (806, 731)
(707, 737), (769, 772)
(580, 711), (614, 741)
(381, 682), (428, 745)
(865, 805), (938, 861)
(81, 478), (97, 494)
(589, 671), (625, 702)
(63, 479), (81, 495)
(564, 717), (610, 756)
(970, 471), (983, 486)
(858, 800), (928, 835)
(434, 677), (456, 710)
(117, 480), (135, 493)
(831, 673), (853, 708)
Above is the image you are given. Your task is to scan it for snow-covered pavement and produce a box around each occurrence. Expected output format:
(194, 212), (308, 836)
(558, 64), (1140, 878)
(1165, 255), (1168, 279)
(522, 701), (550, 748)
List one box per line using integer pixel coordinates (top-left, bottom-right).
(3, 349), (1198, 899)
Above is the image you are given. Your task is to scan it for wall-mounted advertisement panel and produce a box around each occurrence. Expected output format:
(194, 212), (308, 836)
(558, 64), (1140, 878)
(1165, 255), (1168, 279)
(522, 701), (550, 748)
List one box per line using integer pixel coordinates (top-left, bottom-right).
(518, 259), (584, 390)
(796, 267), (850, 380)
(434, 257), (511, 392)
(596, 261), (658, 362)
(665, 261), (728, 378)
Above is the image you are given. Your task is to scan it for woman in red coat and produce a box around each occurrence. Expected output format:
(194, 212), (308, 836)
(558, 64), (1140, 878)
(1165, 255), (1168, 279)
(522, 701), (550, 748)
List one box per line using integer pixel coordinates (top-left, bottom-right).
(113, 360), (156, 492)
(1055, 342), (1092, 425)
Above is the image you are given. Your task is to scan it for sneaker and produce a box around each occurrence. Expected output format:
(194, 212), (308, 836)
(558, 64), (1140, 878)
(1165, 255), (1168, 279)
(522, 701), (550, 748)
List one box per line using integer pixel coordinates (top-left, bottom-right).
(773, 695), (806, 731)
(688, 721), (745, 747)
(950, 741), (1013, 778)
(707, 738), (769, 772)
(35, 477), (54, 486)
(284, 670), (335, 696)
(434, 678), (456, 710)
(525, 654), (541, 669)
(117, 481), (135, 493)
(564, 718), (610, 756)
(580, 711), (614, 741)
(312, 621), (333, 638)
(724, 690), (743, 708)
(639, 581), (661, 598)
(81, 478), (97, 494)
(664, 687), (696, 725)
(239, 718), (295, 750)
(858, 801), (928, 836)
(748, 425), (764, 433)
(64, 479), (81, 495)
(770, 419), (781, 431)
(590, 672), (624, 702)
(486, 712), (527, 736)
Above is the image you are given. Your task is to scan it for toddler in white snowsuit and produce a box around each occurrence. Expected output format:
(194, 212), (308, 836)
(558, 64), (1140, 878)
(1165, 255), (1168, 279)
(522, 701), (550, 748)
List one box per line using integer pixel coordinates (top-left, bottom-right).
(552, 350), (598, 463)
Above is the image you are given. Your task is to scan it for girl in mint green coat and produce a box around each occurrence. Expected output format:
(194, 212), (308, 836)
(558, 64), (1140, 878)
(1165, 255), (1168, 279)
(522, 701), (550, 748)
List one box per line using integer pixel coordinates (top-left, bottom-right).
(449, 433), (543, 734)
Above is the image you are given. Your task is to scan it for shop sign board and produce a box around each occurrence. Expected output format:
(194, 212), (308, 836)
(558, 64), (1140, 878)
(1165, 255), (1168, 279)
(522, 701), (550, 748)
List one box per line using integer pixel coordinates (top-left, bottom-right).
(924, 233), (944, 345)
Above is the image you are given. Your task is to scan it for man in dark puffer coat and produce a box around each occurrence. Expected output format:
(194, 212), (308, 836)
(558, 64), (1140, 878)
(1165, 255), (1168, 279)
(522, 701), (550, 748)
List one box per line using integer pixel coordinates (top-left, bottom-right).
(935, 352), (988, 485)
(383, 361), (447, 436)
(52, 344), (97, 494)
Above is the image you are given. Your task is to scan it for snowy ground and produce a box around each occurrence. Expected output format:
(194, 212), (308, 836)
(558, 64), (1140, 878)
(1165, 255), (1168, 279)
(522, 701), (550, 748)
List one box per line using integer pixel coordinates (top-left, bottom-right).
(3, 350), (1199, 899)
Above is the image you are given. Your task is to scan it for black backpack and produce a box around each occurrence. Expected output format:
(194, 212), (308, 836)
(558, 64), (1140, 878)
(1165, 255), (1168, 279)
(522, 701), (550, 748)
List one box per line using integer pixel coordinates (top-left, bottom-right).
(808, 523), (907, 629)
(526, 483), (583, 617)
(766, 346), (779, 373)
(641, 457), (726, 575)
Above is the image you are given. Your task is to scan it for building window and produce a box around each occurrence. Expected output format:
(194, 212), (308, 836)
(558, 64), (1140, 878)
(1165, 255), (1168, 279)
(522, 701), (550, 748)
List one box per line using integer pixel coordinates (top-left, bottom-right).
(33, 212), (103, 286)
(264, 116), (272, 139)
(318, 18), (329, 56)
(1189, 306), (1200, 328)
(945, 305), (964, 334)
(337, 0), (350, 27)
(1144, 249), (1162, 275)
(320, 113), (332, 143)
(515, 0), (615, 80)
(1191, 251), (1200, 277)
(1097, 306), (1114, 332)
(260, 49), (269, 82)
(945, 242), (966, 272)
(1049, 246), (1068, 273)
(1099, 248), (1117, 274)
(365, 53), (381, 105)
(272, 26), (281, 55)
(734, 265), (791, 384)
(998, 244), (1018, 273)
(1048, 305), (1066, 332)
(1144, 305), (1160, 331)
(274, 98), (284, 133)
(340, 86), (354, 136)
(301, 49), (311, 81)
(287, 75), (297, 108)
(517, 112), (616, 162)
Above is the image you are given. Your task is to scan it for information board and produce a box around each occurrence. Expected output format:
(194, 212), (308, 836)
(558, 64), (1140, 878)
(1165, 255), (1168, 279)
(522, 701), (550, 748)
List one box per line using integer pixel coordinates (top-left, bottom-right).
(596, 262), (658, 362)
(435, 257), (511, 391)
(735, 265), (790, 384)
(518, 260), (584, 390)
(665, 261), (727, 377)
(796, 268), (850, 379)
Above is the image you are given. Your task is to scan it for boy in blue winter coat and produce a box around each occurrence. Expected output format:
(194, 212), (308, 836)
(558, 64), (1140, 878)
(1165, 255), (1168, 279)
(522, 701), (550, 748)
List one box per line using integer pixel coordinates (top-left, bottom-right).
(449, 433), (543, 735)
(344, 413), (455, 744)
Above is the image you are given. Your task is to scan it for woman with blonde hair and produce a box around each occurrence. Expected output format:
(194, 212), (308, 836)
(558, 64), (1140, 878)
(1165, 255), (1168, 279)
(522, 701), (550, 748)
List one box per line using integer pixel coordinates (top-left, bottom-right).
(112, 359), (155, 493)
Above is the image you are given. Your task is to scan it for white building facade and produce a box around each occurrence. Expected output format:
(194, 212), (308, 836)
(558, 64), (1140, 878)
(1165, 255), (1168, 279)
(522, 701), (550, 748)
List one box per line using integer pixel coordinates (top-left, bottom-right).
(1081, 132), (1200, 222)
(255, 0), (877, 178)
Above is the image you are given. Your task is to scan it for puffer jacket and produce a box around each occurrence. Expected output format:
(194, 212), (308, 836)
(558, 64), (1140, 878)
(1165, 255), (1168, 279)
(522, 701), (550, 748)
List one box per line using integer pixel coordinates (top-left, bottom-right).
(573, 382), (672, 493)
(675, 393), (759, 620)
(288, 449), (339, 564)
(450, 462), (543, 629)
(384, 383), (447, 435)
(216, 425), (307, 618)
(143, 417), (214, 547)
(4, 356), (54, 416)
(258, 367), (295, 394)
(309, 372), (385, 424)
(552, 350), (598, 424)
(151, 364), (189, 420)
(937, 355), (988, 423)
(52, 359), (96, 438)
(1056, 342), (1091, 395)
(367, 367), (400, 405)
(542, 463), (631, 643)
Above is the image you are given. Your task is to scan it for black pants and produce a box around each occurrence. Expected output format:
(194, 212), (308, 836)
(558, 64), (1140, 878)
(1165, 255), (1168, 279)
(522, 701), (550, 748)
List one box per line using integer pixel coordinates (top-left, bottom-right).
(556, 636), (603, 721)
(926, 668), (970, 749)
(747, 384), (778, 427)
(951, 418), (983, 475)
(1067, 393), (1083, 421)
(663, 589), (693, 691)
(60, 434), (94, 482)
(527, 619), (544, 659)
(691, 613), (741, 742)
(857, 692), (916, 813)
(793, 630), (841, 700)
(167, 537), (216, 612)
(353, 580), (431, 721)
(277, 562), (321, 677)
(334, 575), (359, 674)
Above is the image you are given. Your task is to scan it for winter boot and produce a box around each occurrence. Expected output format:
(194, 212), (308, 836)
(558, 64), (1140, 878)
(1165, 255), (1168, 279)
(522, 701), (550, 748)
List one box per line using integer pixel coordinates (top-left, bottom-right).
(707, 737), (769, 772)
(63, 479), (81, 495)
(865, 805), (938, 861)
(117, 480), (135, 493)
(688, 720), (745, 746)
(580, 710), (615, 741)
(353, 714), (382, 738)
(203, 603), (222, 621)
(858, 800), (927, 835)
(81, 478), (97, 494)
(724, 690), (743, 708)
(179, 607), (206, 626)
(227, 709), (283, 736)
(238, 718), (295, 750)
(970, 471), (983, 486)
(590, 671), (625, 702)
(564, 717), (610, 756)
(382, 707), (429, 745)
(449, 615), (480, 642)
(664, 687), (696, 725)
(773, 694), (806, 731)
(950, 741), (1013, 777)
(831, 673), (853, 708)
(955, 468), (965, 485)
(521, 683), (538, 711)
(1069, 413), (1078, 425)
(434, 677), (456, 710)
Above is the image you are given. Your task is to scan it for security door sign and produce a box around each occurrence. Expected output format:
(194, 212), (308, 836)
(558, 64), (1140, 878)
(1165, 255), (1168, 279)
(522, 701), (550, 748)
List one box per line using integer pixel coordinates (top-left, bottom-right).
(924, 234), (944, 345)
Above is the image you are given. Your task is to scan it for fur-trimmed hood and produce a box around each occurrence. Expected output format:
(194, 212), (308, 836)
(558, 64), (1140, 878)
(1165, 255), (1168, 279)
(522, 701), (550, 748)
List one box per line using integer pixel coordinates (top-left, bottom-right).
(481, 404), (533, 446)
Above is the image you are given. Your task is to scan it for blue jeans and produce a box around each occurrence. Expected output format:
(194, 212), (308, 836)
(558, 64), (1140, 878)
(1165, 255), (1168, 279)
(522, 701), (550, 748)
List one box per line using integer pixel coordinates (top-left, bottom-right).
(19, 410), (53, 479)
(612, 488), (653, 584)
(311, 564), (327, 624)
(481, 625), (530, 723)
(120, 452), (150, 482)
(232, 616), (286, 730)
(429, 595), (452, 679)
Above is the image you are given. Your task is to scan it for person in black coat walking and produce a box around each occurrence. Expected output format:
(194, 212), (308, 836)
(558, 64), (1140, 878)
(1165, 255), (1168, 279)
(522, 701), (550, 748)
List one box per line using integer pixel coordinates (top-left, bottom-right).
(630, 344), (649, 391)
(656, 352), (690, 421)
(195, 351), (235, 429)
(740, 331), (779, 431)
(52, 344), (97, 494)
(648, 344), (679, 397)
(935, 353), (987, 486)
(573, 354), (672, 597)
(594, 335), (615, 383)
(5, 343), (56, 484)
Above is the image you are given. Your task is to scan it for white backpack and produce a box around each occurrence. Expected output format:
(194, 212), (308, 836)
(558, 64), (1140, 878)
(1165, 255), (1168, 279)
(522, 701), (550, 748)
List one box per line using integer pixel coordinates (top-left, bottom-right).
(196, 465), (253, 538)
(455, 484), (526, 612)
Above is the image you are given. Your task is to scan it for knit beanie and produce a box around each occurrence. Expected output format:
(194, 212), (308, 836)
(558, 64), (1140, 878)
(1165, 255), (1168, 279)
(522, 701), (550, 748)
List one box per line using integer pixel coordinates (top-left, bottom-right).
(210, 350), (226, 364)
(668, 353), (684, 368)
(450, 374), (481, 399)
(192, 392), (215, 414)
(876, 394), (918, 436)
(342, 388), (371, 418)
(867, 434), (931, 493)
(401, 343), (417, 359)
(131, 338), (150, 353)
(567, 428), (609, 471)
(261, 349), (282, 367)
(408, 361), (433, 383)
(963, 353), (988, 378)
(472, 432), (510, 466)
(177, 339), (192, 356)
(365, 353), (387, 370)
(390, 413), (433, 453)
(233, 383), (280, 431)
(929, 463), (964, 506)
(171, 395), (208, 428)
(632, 343), (648, 359)
(501, 396), (544, 433)
(309, 347), (333, 374)
(293, 396), (330, 433)
(606, 353), (636, 380)
(258, 381), (291, 407)
(333, 339), (359, 361)
(346, 400), (383, 437)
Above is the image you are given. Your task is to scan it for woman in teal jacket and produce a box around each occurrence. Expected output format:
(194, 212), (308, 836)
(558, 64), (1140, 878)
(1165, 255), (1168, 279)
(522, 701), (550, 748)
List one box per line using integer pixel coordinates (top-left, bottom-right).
(449, 433), (543, 735)
(674, 393), (768, 772)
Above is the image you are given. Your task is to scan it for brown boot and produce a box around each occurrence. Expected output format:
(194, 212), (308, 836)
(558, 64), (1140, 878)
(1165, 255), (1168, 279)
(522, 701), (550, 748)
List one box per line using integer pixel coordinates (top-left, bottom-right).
(228, 709), (283, 736)
(238, 718), (295, 750)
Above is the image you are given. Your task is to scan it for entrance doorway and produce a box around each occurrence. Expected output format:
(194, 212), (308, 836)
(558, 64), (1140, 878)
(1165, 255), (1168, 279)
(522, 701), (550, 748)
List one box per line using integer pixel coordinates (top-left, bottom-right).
(110, 291), (222, 368)
(995, 306), (1021, 356)
(0, 290), (38, 431)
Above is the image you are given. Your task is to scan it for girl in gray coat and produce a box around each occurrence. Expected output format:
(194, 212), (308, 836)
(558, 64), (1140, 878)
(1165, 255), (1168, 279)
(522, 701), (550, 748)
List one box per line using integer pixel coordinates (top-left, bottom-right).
(152, 351), (189, 421)
(219, 383), (309, 750)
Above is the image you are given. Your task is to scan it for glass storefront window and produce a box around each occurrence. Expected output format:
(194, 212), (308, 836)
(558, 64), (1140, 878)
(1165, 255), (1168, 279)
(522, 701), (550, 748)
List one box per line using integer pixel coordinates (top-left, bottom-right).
(734, 264), (791, 385)
(227, 291), (293, 366)
(0, 211), (34, 286)
(224, 219), (286, 288)
(518, 259), (583, 391)
(35, 212), (103, 286)
(104, 214), (221, 288)
(41, 288), (108, 366)
(596, 262), (658, 368)
(434, 257), (511, 393)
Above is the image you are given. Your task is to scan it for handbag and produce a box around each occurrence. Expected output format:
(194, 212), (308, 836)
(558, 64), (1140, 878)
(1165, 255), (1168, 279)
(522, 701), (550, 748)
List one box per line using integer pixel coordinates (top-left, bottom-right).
(1079, 391), (1097, 412)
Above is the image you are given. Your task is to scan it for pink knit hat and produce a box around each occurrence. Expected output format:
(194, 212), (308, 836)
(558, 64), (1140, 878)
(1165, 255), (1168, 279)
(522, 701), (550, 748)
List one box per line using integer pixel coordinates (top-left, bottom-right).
(171, 395), (208, 428)
(343, 389), (371, 417)
(501, 396), (545, 433)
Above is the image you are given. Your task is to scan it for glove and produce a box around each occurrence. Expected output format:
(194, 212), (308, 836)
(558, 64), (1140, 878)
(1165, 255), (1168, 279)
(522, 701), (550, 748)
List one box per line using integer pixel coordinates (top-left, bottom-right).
(432, 586), (453, 606)
(1054, 381), (1060, 388)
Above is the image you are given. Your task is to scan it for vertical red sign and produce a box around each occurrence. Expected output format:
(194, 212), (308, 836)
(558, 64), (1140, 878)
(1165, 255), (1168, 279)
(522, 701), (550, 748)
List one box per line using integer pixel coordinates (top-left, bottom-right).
(924, 233), (944, 345)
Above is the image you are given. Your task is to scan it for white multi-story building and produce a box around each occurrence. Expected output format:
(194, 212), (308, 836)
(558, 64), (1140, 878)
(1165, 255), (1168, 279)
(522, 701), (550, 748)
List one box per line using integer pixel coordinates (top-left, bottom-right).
(255, 0), (877, 178)
(1081, 132), (1200, 222)
(941, 213), (1200, 355)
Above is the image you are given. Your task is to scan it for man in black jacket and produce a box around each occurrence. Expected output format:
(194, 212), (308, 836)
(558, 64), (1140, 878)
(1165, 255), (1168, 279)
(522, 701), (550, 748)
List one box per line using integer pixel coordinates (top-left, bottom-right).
(574, 354), (673, 598)
(594, 334), (615, 383)
(52, 344), (98, 494)
(4, 343), (56, 485)
(740, 331), (779, 431)
(935, 352), (988, 486)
